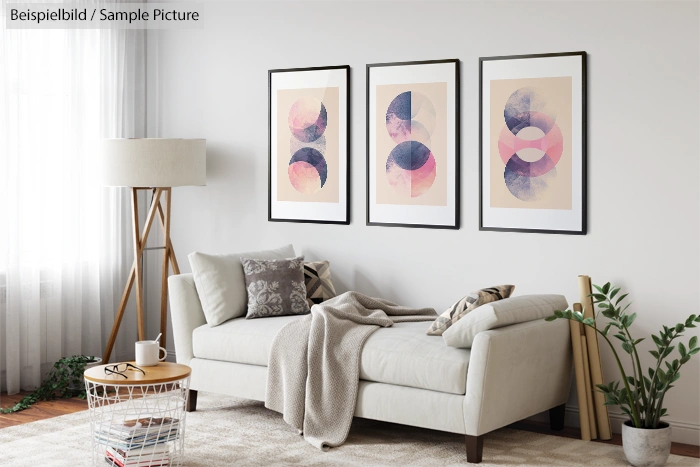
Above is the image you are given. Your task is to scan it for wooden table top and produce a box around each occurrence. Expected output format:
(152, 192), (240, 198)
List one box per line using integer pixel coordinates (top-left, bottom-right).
(83, 361), (191, 385)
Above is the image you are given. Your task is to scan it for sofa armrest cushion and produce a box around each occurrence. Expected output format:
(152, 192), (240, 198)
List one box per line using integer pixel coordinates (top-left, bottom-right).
(443, 294), (568, 348)
(188, 244), (295, 326)
(169, 273), (207, 364)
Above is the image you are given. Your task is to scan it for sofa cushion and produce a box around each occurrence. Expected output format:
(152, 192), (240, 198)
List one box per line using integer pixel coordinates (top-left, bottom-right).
(303, 260), (337, 307)
(192, 315), (302, 366)
(442, 294), (569, 349)
(241, 256), (310, 319)
(188, 244), (296, 326)
(360, 321), (470, 395)
(192, 317), (470, 395)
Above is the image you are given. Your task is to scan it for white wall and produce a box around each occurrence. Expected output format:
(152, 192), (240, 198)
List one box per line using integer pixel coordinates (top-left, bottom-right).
(146, 1), (700, 444)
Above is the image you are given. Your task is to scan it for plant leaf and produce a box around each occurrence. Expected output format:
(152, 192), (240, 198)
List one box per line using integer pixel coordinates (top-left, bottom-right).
(690, 336), (697, 350)
(616, 293), (629, 305)
(602, 283), (611, 294)
(663, 346), (675, 359)
(610, 287), (621, 299)
(545, 316), (557, 322)
(679, 342), (687, 358)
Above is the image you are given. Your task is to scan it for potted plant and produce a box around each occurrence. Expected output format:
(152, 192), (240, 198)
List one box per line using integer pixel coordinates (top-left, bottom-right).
(0, 355), (101, 414)
(545, 282), (700, 467)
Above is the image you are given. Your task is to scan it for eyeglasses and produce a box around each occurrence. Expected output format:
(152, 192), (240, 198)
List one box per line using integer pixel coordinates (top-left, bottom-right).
(104, 363), (145, 379)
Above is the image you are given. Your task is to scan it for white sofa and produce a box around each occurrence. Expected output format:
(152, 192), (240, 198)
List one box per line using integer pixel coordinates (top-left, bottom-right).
(169, 273), (572, 463)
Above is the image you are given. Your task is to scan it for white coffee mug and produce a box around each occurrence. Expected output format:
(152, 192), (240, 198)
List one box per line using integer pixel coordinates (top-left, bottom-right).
(135, 340), (167, 367)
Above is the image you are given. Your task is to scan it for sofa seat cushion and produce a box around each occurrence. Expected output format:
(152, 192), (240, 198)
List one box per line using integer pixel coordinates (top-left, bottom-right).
(192, 315), (302, 366)
(193, 317), (470, 396)
(360, 321), (470, 395)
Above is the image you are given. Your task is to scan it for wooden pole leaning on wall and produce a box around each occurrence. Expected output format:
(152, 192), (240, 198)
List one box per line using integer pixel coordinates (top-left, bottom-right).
(578, 275), (613, 440)
(103, 188), (179, 364)
(569, 305), (592, 441)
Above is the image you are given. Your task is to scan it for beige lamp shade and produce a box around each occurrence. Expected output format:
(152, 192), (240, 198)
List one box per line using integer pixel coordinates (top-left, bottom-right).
(102, 138), (206, 187)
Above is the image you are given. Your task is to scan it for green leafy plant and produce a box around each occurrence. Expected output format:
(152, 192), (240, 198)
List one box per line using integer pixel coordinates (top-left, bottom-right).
(546, 282), (700, 429)
(0, 355), (98, 413)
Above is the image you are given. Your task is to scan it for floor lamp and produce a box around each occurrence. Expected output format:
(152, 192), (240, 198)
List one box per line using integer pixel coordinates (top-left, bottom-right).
(102, 138), (206, 363)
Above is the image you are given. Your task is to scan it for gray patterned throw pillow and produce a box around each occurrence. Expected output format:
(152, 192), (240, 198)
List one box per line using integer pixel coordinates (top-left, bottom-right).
(240, 256), (310, 319)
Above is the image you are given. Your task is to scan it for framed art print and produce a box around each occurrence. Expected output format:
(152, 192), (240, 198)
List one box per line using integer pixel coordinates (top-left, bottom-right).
(269, 65), (349, 224)
(480, 51), (586, 234)
(367, 59), (460, 229)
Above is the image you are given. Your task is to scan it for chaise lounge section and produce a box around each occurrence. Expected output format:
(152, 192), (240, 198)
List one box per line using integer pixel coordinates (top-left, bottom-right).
(170, 273), (572, 463)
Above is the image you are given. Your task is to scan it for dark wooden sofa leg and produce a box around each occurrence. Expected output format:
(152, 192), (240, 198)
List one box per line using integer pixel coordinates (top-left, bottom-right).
(549, 403), (566, 431)
(465, 434), (484, 464)
(186, 389), (198, 412)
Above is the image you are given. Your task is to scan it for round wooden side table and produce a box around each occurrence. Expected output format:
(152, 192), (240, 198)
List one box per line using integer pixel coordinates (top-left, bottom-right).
(84, 362), (192, 467)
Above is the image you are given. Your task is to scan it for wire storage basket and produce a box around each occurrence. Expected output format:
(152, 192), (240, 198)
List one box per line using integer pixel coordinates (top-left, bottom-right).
(85, 375), (190, 467)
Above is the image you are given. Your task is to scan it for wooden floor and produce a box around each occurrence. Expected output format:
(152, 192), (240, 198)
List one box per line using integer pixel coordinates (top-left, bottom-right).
(1, 391), (698, 459)
(0, 392), (88, 429)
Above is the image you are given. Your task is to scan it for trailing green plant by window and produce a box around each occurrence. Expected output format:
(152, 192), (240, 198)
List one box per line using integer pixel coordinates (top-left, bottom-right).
(546, 282), (700, 429)
(1, 355), (97, 414)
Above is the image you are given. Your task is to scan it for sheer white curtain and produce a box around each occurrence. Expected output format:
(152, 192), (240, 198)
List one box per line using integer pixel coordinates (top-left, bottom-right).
(0, 1), (146, 393)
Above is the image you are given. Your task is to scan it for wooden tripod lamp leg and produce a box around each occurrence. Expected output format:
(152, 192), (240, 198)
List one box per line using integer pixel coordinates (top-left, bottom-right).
(158, 203), (180, 275)
(103, 188), (163, 363)
(159, 188), (172, 351)
(132, 188), (146, 341)
(103, 265), (136, 363)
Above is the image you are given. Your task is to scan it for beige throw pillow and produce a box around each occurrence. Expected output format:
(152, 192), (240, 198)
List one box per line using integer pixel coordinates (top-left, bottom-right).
(442, 294), (569, 348)
(188, 244), (295, 326)
(426, 285), (515, 336)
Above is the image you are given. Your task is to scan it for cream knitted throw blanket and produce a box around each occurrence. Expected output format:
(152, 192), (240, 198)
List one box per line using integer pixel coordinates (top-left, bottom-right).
(264, 291), (437, 450)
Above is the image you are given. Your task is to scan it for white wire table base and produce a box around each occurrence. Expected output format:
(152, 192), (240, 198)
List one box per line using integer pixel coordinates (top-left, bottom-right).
(85, 377), (190, 467)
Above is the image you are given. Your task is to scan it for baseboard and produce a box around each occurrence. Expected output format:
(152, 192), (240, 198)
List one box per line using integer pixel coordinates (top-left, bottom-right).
(529, 405), (700, 446)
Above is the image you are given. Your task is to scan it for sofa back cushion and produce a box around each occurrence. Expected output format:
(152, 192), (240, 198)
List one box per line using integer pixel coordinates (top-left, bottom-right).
(442, 294), (568, 348)
(188, 244), (296, 326)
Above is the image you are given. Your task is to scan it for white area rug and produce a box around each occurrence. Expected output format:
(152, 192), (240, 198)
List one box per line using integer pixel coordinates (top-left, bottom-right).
(1, 392), (697, 466)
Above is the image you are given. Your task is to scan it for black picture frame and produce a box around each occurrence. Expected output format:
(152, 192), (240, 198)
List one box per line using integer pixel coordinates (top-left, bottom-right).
(366, 59), (460, 230)
(268, 65), (351, 225)
(479, 51), (587, 235)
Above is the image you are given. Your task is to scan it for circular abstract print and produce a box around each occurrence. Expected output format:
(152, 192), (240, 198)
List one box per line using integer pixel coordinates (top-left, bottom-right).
(385, 141), (436, 198)
(287, 96), (329, 194)
(288, 97), (327, 143)
(288, 147), (328, 194)
(499, 87), (562, 202)
(385, 91), (436, 145)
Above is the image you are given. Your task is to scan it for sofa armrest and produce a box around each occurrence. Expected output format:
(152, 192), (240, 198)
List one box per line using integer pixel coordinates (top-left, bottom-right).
(462, 318), (572, 436)
(169, 273), (207, 365)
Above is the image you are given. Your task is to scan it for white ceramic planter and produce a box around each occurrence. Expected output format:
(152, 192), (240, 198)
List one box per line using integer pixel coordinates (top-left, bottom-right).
(622, 421), (672, 467)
